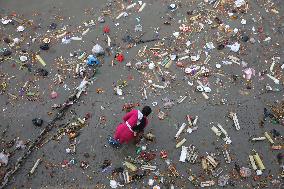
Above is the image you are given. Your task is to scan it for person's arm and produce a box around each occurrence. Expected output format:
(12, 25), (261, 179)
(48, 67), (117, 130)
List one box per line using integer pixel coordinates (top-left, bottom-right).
(143, 118), (149, 129)
(122, 110), (134, 122)
(137, 118), (148, 134)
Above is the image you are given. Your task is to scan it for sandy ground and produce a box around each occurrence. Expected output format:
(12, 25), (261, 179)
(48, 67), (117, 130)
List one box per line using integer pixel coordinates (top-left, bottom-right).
(0, 0), (284, 188)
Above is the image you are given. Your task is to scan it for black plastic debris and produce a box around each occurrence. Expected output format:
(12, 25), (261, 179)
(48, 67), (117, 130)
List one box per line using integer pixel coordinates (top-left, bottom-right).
(3, 37), (11, 43)
(32, 118), (43, 127)
(49, 23), (57, 30)
(101, 159), (111, 170)
(40, 43), (49, 50)
(241, 35), (249, 42)
(35, 68), (49, 76)
(2, 49), (12, 56)
(271, 129), (280, 138)
(276, 153), (283, 164)
(217, 44), (225, 50)
(112, 167), (124, 174)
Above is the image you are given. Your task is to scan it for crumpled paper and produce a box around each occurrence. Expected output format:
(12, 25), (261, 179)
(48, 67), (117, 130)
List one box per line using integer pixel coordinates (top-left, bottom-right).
(243, 68), (255, 80)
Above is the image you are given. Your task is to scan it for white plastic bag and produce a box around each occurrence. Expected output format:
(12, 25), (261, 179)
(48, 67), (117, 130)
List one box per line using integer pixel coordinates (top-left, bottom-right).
(92, 44), (104, 55)
(0, 152), (9, 166)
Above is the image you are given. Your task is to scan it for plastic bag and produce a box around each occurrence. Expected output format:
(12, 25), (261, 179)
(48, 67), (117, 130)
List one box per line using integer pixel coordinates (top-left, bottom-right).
(0, 152), (9, 166)
(92, 44), (104, 55)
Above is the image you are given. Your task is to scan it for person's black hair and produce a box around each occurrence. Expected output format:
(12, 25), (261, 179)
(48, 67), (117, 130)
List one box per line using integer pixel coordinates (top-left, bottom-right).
(133, 106), (152, 133)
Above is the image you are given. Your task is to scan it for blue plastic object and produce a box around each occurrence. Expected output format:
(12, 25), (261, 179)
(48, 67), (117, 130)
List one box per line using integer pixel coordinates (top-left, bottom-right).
(86, 55), (100, 66)
(107, 136), (121, 148)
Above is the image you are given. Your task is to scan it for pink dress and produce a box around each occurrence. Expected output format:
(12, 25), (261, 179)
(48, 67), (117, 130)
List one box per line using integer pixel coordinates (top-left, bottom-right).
(114, 109), (148, 144)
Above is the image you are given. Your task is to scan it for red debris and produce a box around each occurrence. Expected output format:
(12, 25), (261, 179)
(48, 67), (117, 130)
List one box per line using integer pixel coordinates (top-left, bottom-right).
(160, 150), (168, 159)
(103, 25), (110, 33)
(116, 54), (124, 62)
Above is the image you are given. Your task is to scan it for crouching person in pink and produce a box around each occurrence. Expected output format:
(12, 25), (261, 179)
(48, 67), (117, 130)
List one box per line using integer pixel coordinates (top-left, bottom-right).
(109, 106), (152, 147)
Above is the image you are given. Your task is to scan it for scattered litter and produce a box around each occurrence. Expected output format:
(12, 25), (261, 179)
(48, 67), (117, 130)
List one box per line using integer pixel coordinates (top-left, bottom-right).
(0, 1), (283, 189)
